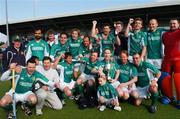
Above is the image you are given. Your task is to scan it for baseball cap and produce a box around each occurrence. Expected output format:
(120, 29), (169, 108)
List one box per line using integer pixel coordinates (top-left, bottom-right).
(12, 35), (22, 42)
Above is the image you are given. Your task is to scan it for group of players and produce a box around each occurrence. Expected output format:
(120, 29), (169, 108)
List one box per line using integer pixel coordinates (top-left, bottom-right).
(0, 17), (180, 119)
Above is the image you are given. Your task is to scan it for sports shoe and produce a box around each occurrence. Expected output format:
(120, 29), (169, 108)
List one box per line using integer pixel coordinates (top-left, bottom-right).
(99, 105), (106, 111)
(161, 96), (176, 105)
(161, 96), (171, 105)
(7, 112), (14, 119)
(21, 103), (32, 116)
(75, 94), (81, 101)
(114, 106), (122, 111)
(69, 95), (75, 100)
(36, 109), (43, 116)
(149, 105), (157, 113)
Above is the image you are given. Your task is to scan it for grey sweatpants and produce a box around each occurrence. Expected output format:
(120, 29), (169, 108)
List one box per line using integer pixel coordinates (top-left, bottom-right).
(35, 89), (62, 110)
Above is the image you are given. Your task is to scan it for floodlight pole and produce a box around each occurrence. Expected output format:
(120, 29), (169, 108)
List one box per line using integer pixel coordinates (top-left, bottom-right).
(5, 0), (10, 46)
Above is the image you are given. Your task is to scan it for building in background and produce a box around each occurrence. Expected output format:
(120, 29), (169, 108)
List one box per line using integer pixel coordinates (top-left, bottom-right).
(0, 1), (180, 41)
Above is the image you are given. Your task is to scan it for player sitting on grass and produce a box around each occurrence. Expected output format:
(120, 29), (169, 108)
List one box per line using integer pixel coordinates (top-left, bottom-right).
(35, 56), (63, 115)
(0, 59), (60, 119)
(76, 51), (99, 107)
(53, 52), (78, 101)
(97, 77), (121, 112)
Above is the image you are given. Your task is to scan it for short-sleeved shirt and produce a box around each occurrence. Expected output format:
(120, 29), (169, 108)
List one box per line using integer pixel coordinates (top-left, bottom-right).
(15, 68), (49, 94)
(119, 62), (138, 83)
(97, 82), (118, 99)
(99, 33), (115, 56)
(50, 42), (69, 59)
(68, 37), (83, 58)
(58, 61), (75, 83)
(128, 31), (147, 56)
(135, 61), (160, 87)
(26, 39), (49, 61)
(90, 37), (100, 53)
(147, 28), (165, 59)
(98, 59), (119, 80)
(79, 44), (91, 58)
(80, 57), (99, 75)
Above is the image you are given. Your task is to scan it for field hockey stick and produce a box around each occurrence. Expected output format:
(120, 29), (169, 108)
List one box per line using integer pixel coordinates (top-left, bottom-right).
(12, 69), (17, 119)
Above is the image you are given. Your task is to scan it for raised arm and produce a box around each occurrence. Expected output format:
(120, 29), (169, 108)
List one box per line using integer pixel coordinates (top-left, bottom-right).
(91, 20), (98, 38)
(125, 18), (134, 37)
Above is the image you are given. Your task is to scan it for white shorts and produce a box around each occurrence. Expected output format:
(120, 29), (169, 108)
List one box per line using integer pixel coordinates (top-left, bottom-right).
(110, 81), (120, 89)
(135, 85), (149, 98)
(120, 83), (137, 94)
(79, 73), (95, 82)
(146, 59), (162, 69)
(60, 80), (76, 90)
(98, 97), (118, 106)
(6, 90), (34, 103)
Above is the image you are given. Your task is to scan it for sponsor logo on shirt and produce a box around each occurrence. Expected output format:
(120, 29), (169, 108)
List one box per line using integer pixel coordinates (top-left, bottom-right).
(19, 82), (33, 87)
(70, 43), (80, 47)
(66, 71), (73, 75)
(32, 47), (44, 51)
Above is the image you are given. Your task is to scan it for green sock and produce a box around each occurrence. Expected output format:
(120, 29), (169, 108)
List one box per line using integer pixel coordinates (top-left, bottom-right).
(4, 104), (13, 111)
(151, 92), (159, 105)
(87, 85), (95, 97)
(76, 84), (84, 97)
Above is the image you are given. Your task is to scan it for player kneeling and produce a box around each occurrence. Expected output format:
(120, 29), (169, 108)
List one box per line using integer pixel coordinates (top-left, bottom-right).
(132, 53), (161, 113)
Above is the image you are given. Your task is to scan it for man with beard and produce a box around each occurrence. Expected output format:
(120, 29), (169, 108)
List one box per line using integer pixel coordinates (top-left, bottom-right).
(26, 28), (49, 63)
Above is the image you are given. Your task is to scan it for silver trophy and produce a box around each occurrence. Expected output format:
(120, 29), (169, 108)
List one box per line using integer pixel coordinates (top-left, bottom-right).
(105, 61), (111, 81)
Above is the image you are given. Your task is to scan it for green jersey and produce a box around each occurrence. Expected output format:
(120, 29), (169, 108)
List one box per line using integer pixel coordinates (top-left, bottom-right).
(50, 42), (69, 59)
(99, 59), (119, 80)
(135, 61), (160, 87)
(128, 31), (147, 56)
(68, 37), (83, 58)
(90, 37), (100, 53)
(15, 68), (49, 94)
(147, 28), (165, 59)
(80, 57), (99, 75)
(99, 33), (115, 56)
(58, 61), (75, 83)
(97, 82), (118, 99)
(79, 44), (91, 58)
(119, 62), (138, 83)
(26, 39), (49, 61)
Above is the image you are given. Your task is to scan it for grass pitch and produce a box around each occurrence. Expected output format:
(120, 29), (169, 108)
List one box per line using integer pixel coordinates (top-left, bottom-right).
(0, 80), (179, 119)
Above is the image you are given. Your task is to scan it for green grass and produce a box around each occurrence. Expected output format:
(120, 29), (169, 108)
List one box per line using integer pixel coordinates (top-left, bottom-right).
(0, 81), (180, 119)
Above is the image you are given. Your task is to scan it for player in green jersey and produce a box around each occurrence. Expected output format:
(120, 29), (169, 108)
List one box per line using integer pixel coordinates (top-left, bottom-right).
(54, 52), (79, 100)
(91, 20), (101, 53)
(132, 53), (161, 113)
(0, 59), (60, 118)
(116, 50), (138, 100)
(26, 28), (49, 62)
(97, 77), (121, 112)
(78, 36), (92, 59)
(125, 18), (147, 62)
(50, 32), (69, 61)
(146, 19), (166, 69)
(46, 30), (58, 51)
(91, 21), (120, 57)
(68, 28), (83, 59)
(76, 51), (99, 104)
(98, 49), (120, 89)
